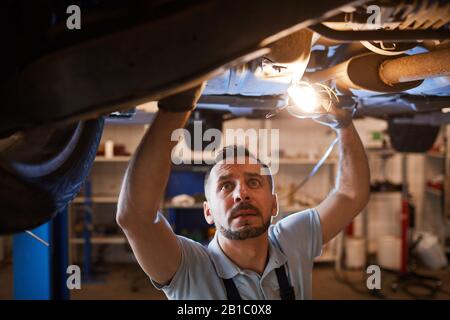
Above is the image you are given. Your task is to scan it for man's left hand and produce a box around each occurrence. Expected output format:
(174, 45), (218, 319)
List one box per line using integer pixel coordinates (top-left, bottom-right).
(312, 104), (354, 130)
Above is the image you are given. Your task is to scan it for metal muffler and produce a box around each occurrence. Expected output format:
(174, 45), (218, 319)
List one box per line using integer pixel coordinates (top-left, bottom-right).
(306, 48), (450, 94)
(379, 48), (450, 85)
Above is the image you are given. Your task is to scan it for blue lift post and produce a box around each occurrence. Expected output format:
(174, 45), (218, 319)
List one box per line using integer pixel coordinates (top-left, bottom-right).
(13, 223), (52, 300)
(12, 207), (70, 300)
(52, 207), (70, 300)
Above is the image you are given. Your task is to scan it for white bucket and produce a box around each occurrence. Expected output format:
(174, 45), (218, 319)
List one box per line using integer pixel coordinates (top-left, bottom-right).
(415, 232), (448, 270)
(377, 235), (401, 271)
(345, 237), (366, 269)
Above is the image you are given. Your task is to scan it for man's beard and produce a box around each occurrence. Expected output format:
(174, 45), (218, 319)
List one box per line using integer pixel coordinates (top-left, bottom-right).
(217, 202), (271, 240)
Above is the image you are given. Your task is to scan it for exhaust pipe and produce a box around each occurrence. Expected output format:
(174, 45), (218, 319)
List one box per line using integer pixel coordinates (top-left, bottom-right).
(306, 48), (450, 93)
(379, 48), (450, 85)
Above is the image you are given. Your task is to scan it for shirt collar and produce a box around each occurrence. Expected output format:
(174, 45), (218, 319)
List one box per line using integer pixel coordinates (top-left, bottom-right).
(207, 231), (287, 279)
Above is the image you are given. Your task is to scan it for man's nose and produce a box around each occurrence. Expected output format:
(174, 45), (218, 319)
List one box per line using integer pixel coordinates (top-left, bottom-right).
(233, 182), (251, 202)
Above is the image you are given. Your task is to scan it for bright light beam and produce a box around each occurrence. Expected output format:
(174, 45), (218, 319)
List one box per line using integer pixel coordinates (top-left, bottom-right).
(287, 82), (318, 113)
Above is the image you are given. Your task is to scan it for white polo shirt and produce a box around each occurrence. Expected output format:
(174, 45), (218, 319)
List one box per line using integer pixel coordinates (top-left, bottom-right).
(151, 208), (323, 300)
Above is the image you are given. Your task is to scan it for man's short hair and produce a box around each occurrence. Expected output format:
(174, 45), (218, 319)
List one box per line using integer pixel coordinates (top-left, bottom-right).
(204, 145), (274, 198)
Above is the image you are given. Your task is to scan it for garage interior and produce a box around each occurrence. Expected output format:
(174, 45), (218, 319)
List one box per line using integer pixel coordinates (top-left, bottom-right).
(1, 111), (450, 300)
(1, 0), (450, 300)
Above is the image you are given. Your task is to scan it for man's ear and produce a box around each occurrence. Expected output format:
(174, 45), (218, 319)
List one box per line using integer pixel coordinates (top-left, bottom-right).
(271, 193), (279, 218)
(203, 201), (214, 225)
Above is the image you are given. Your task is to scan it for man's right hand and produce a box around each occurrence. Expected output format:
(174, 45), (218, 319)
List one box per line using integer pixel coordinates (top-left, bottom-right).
(158, 82), (206, 113)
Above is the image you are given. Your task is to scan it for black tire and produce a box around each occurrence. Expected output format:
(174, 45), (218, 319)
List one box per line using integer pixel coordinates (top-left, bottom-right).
(387, 119), (440, 153)
(0, 118), (104, 234)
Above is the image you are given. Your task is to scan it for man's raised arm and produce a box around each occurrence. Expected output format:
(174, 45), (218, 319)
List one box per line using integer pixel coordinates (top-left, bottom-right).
(315, 109), (371, 244)
(116, 84), (204, 285)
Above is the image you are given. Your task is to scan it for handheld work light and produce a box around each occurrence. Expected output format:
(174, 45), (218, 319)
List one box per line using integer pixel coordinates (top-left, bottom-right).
(286, 80), (338, 119)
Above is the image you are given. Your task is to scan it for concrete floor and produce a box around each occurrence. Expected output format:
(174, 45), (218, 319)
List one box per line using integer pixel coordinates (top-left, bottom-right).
(1, 262), (450, 300)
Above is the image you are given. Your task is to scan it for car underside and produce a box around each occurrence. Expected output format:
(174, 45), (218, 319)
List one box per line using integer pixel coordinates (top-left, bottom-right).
(0, 0), (449, 234)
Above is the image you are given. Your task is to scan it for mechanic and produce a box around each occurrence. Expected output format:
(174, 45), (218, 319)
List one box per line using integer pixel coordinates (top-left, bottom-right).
(116, 83), (370, 300)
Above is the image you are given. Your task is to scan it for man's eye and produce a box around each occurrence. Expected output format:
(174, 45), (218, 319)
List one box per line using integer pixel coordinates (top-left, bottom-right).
(221, 182), (233, 191)
(248, 179), (261, 188)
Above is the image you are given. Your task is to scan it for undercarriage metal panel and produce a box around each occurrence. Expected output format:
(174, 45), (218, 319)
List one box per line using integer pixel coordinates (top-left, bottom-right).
(355, 94), (450, 118)
(0, 0), (362, 136)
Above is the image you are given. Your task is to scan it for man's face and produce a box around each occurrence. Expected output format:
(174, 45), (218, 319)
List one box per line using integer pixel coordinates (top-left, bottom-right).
(204, 158), (278, 240)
